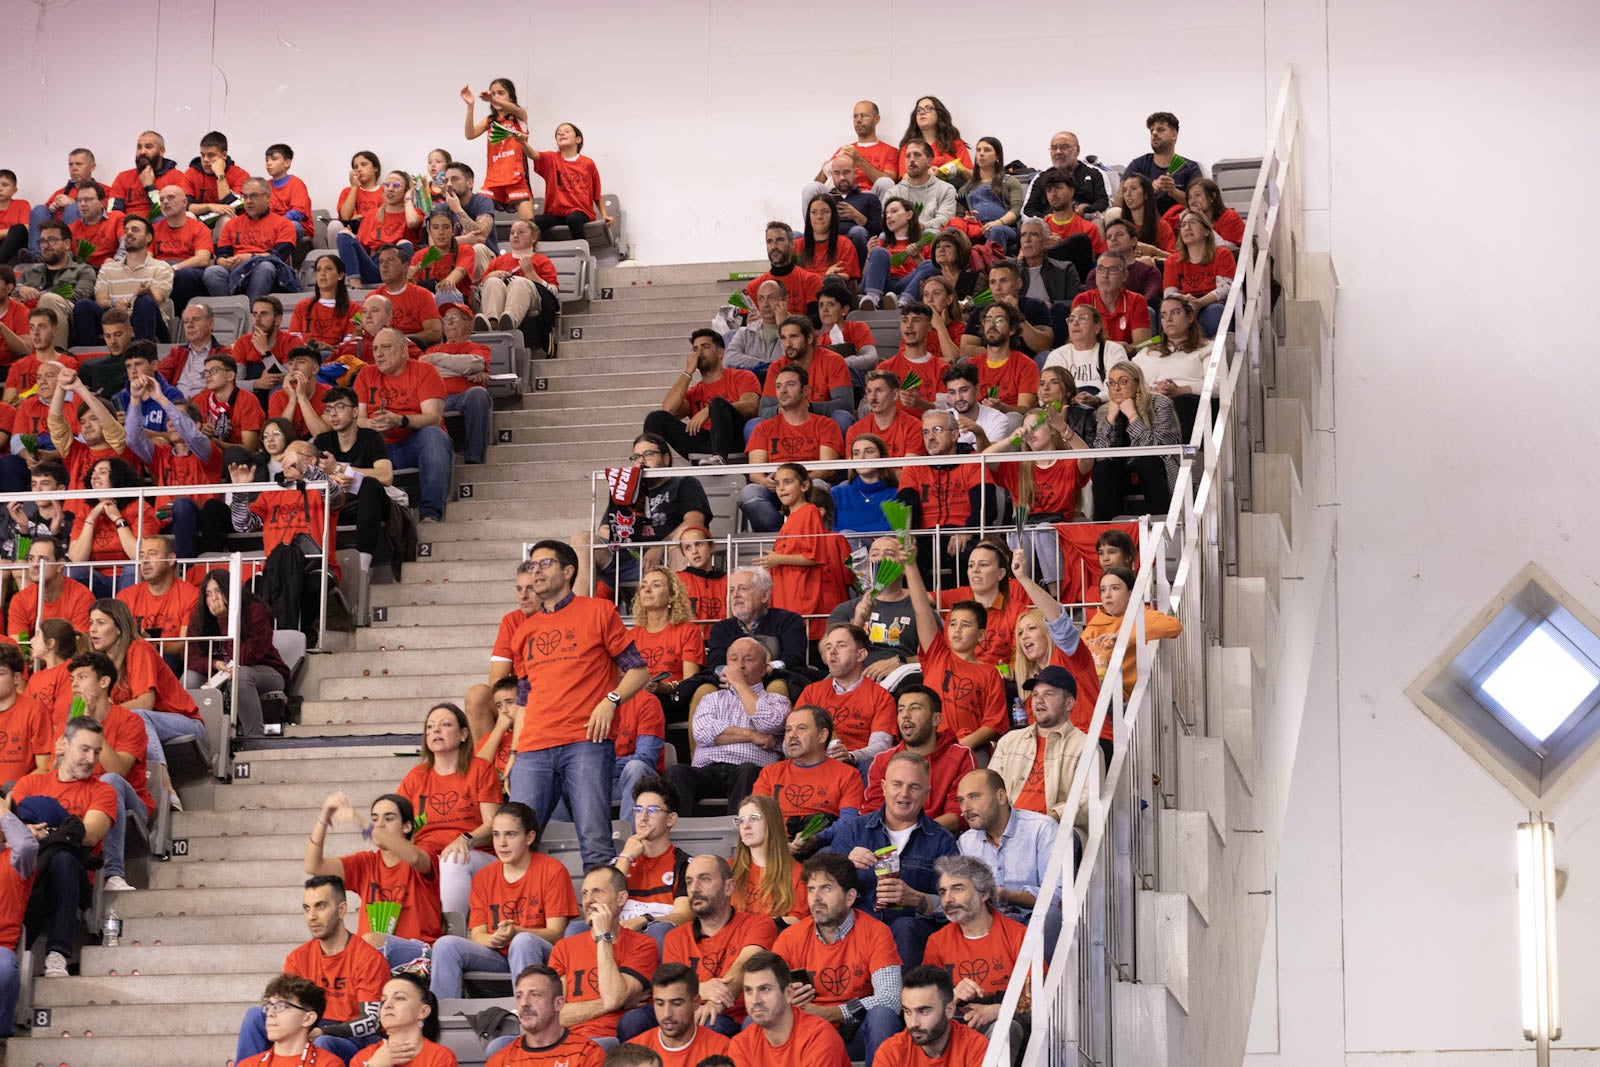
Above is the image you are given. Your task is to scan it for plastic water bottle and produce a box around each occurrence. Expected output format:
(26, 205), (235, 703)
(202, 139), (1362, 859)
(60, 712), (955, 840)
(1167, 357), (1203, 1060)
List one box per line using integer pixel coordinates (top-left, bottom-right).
(102, 907), (122, 947)
(1010, 697), (1029, 730)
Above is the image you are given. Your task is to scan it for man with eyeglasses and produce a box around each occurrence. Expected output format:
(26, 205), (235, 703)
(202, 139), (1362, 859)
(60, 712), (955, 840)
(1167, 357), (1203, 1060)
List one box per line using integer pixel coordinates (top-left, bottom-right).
(202, 177), (300, 304)
(577, 433), (710, 588)
(313, 384), (392, 576)
(13, 220), (95, 341)
(1071, 251), (1153, 348)
(66, 182), (124, 270)
(959, 261), (1054, 361)
(966, 303), (1039, 432)
(197, 353), (265, 451)
(234, 876), (390, 1063)
(1022, 130), (1109, 220)
(156, 301), (222, 397)
(604, 775), (691, 952)
(1098, 216), (1165, 311)
(249, 977), (336, 1066)
(895, 409), (986, 574)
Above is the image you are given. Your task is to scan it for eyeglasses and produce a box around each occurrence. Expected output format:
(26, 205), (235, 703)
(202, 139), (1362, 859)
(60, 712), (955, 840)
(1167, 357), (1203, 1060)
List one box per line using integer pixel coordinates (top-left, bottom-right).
(202, 366), (229, 376)
(323, 402), (352, 412)
(261, 1000), (312, 1016)
(632, 804), (666, 817)
(628, 450), (663, 462)
(1106, 377), (1134, 387)
(914, 105), (936, 114)
(730, 814), (764, 826)
(526, 557), (562, 571)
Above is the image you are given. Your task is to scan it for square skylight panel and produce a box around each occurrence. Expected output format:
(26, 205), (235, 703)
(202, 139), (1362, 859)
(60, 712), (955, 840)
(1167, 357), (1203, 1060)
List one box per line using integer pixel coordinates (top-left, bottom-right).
(1481, 624), (1599, 742)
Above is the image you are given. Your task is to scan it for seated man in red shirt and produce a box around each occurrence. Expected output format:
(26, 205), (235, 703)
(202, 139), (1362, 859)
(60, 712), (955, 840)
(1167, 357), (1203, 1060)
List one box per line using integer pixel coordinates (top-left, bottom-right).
(848, 370), (925, 458)
(895, 410), (988, 580)
(353, 327), (452, 522)
(757, 317), (854, 437)
(1071, 252), (1153, 348)
(180, 130), (250, 219)
(7, 535), (94, 637)
(863, 687), (975, 835)
(231, 294), (304, 396)
(875, 965), (989, 1067)
(421, 303), (493, 464)
(642, 328), (760, 462)
(732, 950), (852, 1067)
(66, 183), (124, 269)
(752, 705), (864, 836)
(738, 365), (843, 533)
(333, 293), (423, 367)
(200, 178), (300, 304)
(742, 223), (822, 318)
(106, 130), (184, 219)
(197, 353), (265, 451)
(371, 243), (442, 346)
(548, 864), (660, 1043)
(149, 183), (213, 313)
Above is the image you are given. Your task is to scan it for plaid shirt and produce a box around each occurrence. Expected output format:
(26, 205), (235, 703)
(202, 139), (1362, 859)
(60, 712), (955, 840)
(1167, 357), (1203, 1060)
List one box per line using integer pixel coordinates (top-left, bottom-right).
(689, 685), (790, 768)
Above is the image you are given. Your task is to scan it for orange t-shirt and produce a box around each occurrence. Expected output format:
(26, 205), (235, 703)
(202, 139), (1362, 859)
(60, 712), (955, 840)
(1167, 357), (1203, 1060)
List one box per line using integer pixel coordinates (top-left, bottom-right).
(247, 482), (341, 581)
(350, 1039), (452, 1067)
(7, 578), (95, 637)
(924, 909), (1028, 999)
(353, 207), (422, 253)
(468, 853), (580, 946)
(268, 380), (332, 436)
(936, 586), (1028, 669)
(760, 350), (852, 407)
(353, 359), (447, 445)
(728, 1006), (852, 1067)
(117, 580), (200, 642)
(685, 368), (761, 417)
(614, 691), (664, 762)
(769, 504), (853, 640)
(115, 638), (199, 718)
(796, 677), (896, 753)
(397, 758), (502, 855)
(487, 1029), (605, 1067)
(282, 934), (391, 1022)
(481, 115), (530, 194)
(770, 911), (899, 1005)
(491, 607), (534, 677)
(9, 770), (117, 855)
(676, 569), (726, 628)
(747, 413), (845, 464)
(751, 758), (865, 820)
(96, 703), (154, 815)
(629, 621), (704, 681)
(875, 351), (943, 408)
(629, 1024), (732, 1067)
(991, 459), (1087, 521)
(970, 351), (1040, 405)
(1011, 734), (1050, 814)
(732, 861), (808, 923)
(874, 1022), (989, 1067)
(511, 596), (632, 751)
(230, 329), (305, 367)
(662, 909), (778, 1022)
(216, 212), (297, 257)
(846, 407), (926, 458)
(150, 215), (214, 264)
(290, 298), (359, 347)
(919, 631), (1006, 742)
(548, 928), (660, 1039)
(375, 283), (439, 338)
(0, 693), (51, 785)
(28, 664), (72, 736)
(410, 245), (476, 303)
(0, 842), (28, 956)
(339, 850), (443, 944)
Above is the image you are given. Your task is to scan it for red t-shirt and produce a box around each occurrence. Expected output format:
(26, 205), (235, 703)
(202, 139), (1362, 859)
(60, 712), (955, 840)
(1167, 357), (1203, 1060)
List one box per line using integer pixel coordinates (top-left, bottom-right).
(10, 770), (117, 855)
(290, 298), (359, 347)
(800, 238), (861, 280)
(0, 693), (51, 785)
(832, 141), (902, 189)
(936, 586), (1029, 669)
(1163, 247), (1238, 298)
(483, 253), (558, 288)
(629, 1024), (732, 1067)
(148, 440), (224, 511)
(268, 175), (313, 227)
(6, 352), (79, 395)
(491, 607), (534, 677)
(283, 934), (391, 1022)
(613, 691), (665, 762)
(970, 351), (1040, 405)
(182, 163), (251, 205)
(768, 503), (852, 639)
(114, 638), (199, 718)
(1011, 733), (1050, 813)
(630, 621), (704, 681)
(676, 570), (726, 628)
(353, 207), (421, 253)
(118, 580), (200, 642)
(796, 677), (896, 752)
(900, 139), (973, 176)
(0, 299), (29, 350)
(685, 369), (760, 417)
(875, 350), (943, 408)
(530, 152), (603, 220)
(1072, 288), (1151, 345)
(511, 596), (632, 751)
(230, 329), (305, 367)
(624, 846), (689, 910)
(898, 462), (982, 528)
(468, 853), (580, 946)
(8, 577), (95, 636)
(398, 758), (502, 855)
(771, 911), (899, 1005)
(339, 849), (443, 943)
(107, 167), (188, 218)
(991, 459), (1087, 521)
(488, 1030), (604, 1067)
(924, 910), (1028, 998)
(874, 1022), (989, 1067)
(337, 186), (384, 221)
(198, 386), (266, 443)
(752, 758), (865, 820)
(480, 115), (529, 195)
(96, 699), (155, 816)
(351, 1041), (452, 1067)
(1045, 211), (1107, 256)
(548, 928), (659, 1039)
(918, 631), (1006, 741)
(746, 413), (844, 464)
(354, 360), (447, 445)
(376, 284), (441, 339)
(248, 483), (340, 580)
(69, 212), (126, 268)
(847, 407), (926, 457)
(268, 380), (332, 436)
(149, 215), (214, 263)
(662, 908), (777, 1022)
(728, 1007), (852, 1067)
(762, 350), (851, 407)
(732, 861), (808, 923)
(28, 664), (72, 738)
(744, 268), (823, 317)
(410, 245), (477, 303)
(216, 212), (297, 258)
(864, 739), (976, 821)
(0, 840), (32, 952)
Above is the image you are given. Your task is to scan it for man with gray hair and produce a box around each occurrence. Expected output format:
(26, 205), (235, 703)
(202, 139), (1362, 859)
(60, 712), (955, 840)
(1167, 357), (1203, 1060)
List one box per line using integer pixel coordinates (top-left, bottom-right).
(157, 301), (222, 396)
(699, 565), (808, 685)
(922, 852), (1031, 1044)
(723, 278), (787, 372)
(353, 326), (451, 522)
(201, 177), (300, 303)
(334, 293), (421, 366)
(665, 636), (790, 814)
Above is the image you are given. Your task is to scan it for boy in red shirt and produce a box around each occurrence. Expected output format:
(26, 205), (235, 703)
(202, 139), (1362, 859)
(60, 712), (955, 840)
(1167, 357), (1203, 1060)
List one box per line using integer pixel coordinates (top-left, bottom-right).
(263, 143), (314, 239)
(202, 178), (300, 304)
(70, 651), (156, 888)
(0, 169), (32, 268)
(0, 643), (48, 784)
(1041, 169), (1107, 257)
(181, 131), (250, 217)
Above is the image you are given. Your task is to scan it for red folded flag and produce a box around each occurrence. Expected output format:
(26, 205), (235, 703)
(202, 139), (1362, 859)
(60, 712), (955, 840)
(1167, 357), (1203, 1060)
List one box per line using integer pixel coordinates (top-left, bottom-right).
(606, 466), (642, 507)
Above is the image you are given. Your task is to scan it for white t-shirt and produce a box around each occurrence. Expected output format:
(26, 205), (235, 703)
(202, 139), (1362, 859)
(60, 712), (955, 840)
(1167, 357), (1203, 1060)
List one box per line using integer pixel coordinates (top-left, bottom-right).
(1041, 340), (1129, 397)
(943, 400), (1010, 448)
(1134, 347), (1210, 391)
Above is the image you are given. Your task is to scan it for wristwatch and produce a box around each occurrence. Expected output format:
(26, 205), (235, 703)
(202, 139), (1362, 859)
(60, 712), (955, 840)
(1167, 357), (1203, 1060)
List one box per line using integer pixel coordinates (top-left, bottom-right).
(843, 998), (866, 1023)
(592, 931), (615, 944)
(604, 691), (623, 704)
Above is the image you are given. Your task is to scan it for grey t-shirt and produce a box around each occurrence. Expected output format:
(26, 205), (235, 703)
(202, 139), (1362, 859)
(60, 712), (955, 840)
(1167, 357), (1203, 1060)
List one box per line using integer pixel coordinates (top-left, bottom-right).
(828, 592), (919, 665)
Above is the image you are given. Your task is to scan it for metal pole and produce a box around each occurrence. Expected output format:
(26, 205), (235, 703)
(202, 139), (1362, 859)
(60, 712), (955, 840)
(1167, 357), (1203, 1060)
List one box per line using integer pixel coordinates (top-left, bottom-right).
(317, 483), (330, 648)
(226, 551), (243, 766)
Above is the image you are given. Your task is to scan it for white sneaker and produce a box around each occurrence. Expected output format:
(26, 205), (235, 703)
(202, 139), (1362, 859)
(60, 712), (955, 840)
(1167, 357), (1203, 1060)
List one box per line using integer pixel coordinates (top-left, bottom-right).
(43, 951), (68, 977)
(168, 792), (184, 812)
(103, 875), (135, 892)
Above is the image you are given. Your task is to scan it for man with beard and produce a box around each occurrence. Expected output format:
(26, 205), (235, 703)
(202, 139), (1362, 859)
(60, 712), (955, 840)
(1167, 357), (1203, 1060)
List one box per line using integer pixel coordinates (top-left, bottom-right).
(625, 964), (732, 1063)
(643, 329), (760, 461)
(756, 316), (853, 433)
(107, 130), (187, 219)
(959, 261), (1054, 362)
(939, 363), (1005, 452)
(730, 950), (850, 1067)
(741, 223), (822, 318)
(921, 856), (1027, 1045)
(76, 215), (172, 343)
(863, 686), (974, 834)
(13, 221), (95, 341)
(873, 965), (989, 1067)
(486, 964), (605, 1066)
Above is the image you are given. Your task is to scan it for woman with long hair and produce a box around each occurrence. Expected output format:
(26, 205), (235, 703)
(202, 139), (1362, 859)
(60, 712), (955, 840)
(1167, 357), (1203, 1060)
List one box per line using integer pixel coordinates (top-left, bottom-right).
(729, 793), (806, 924)
(395, 702), (502, 918)
(918, 272), (967, 361)
(349, 971), (455, 1065)
(1164, 210), (1237, 337)
(1138, 296), (1212, 438)
(29, 618), (86, 733)
(260, 417), (296, 476)
(306, 791), (442, 968)
(629, 566), (703, 705)
(816, 279), (877, 371)
(66, 456), (154, 597)
(800, 194), (861, 280)
(1081, 565), (1182, 702)
(1163, 176), (1244, 249)
(830, 433), (898, 538)
(88, 597), (201, 775)
(959, 136), (1023, 249)
(1091, 361), (1181, 520)
(899, 95), (972, 183)
(935, 537), (1027, 668)
(183, 568), (289, 739)
(335, 170), (422, 285)
(985, 409), (1094, 596)
(1009, 546), (1104, 750)
(904, 229), (977, 315)
(289, 255), (357, 347)
(758, 463), (853, 641)
(858, 196), (926, 311)
(1113, 174), (1176, 257)
(462, 77), (532, 219)
(408, 211), (475, 307)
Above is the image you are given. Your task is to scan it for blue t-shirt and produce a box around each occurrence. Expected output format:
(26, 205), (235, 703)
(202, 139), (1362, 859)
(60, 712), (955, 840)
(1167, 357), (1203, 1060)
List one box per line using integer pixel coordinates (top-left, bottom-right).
(115, 382), (188, 433)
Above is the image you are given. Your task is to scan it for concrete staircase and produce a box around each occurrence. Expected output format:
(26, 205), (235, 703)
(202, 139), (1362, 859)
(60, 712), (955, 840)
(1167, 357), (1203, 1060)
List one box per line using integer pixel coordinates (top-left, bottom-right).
(7, 259), (761, 1067)
(1108, 276), (1340, 1065)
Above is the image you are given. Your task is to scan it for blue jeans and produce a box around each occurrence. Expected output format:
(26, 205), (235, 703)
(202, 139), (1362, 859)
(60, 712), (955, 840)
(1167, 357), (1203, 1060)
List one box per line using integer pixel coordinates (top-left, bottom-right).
(429, 932), (553, 999)
(737, 484), (783, 533)
(66, 563), (135, 600)
(132, 707), (205, 768)
(444, 387), (491, 464)
(74, 294), (167, 343)
(861, 248), (919, 303)
(237, 1005), (373, 1063)
(887, 912), (943, 969)
(616, 758), (653, 813)
(380, 934), (429, 969)
(506, 740), (616, 870)
(849, 1004), (903, 1067)
(0, 945), (17, 1037)
(28, 202), (80, 253)
(203, 256), (300, 303)
(99, 771), (142, 879)
(336, 232), (413, 285)
(385, 425), (453, 520)
(1198, 302), (1229, 337)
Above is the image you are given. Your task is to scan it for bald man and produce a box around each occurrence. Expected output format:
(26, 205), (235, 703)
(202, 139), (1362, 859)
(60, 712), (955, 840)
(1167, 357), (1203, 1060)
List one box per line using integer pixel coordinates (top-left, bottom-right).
(107, 130), (186, 218)
(664, 636), (791, 815)
(353, 327), (451, 522)
(201, 177), (300, 303)
(1022, 131), (1109, 219)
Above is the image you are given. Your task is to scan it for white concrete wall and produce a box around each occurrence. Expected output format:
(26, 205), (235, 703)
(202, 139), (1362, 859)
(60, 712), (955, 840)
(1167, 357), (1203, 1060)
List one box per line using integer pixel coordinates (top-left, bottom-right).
(3, 0), (1275, 264)
(1250, 0), (1600, 1062)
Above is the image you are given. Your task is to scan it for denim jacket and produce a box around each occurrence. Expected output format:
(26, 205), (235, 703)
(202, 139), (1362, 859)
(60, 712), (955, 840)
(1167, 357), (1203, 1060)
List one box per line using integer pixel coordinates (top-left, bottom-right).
(821, 808), (958, 922)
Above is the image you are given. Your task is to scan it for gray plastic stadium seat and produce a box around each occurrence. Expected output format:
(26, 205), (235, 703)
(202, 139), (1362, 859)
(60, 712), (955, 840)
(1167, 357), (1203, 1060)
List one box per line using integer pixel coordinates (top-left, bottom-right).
(277, 290), (315, 318)
(538, 239), (594, 304)
(299, 247), (341, 290)
(1210, 157), (1265, 216)
(191, 295), (251, 345)
(698, 473), (745, 539)
(468, 331), (526, 399)
(847, 309), (903, 351)
(311, 208), (333, 250)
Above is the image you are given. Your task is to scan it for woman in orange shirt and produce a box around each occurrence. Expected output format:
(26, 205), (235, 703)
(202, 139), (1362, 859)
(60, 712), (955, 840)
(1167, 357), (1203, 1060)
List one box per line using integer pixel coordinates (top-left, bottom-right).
(758, 464), (853, 641)
(66, 457), (156, 598)
(1081, 565), (1182, 701)
(1163, 176), (1245, 250)
(729, 794), (807, 926)
(396, 701), (502, 919)
(629, 566), (703, 709)
(407, 212), (475, 308)
(801, 195), (861, 281)
(349, 972), (456, 1066)
(898, 95), (973, 184)
(1114, 174), (1176, 259)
